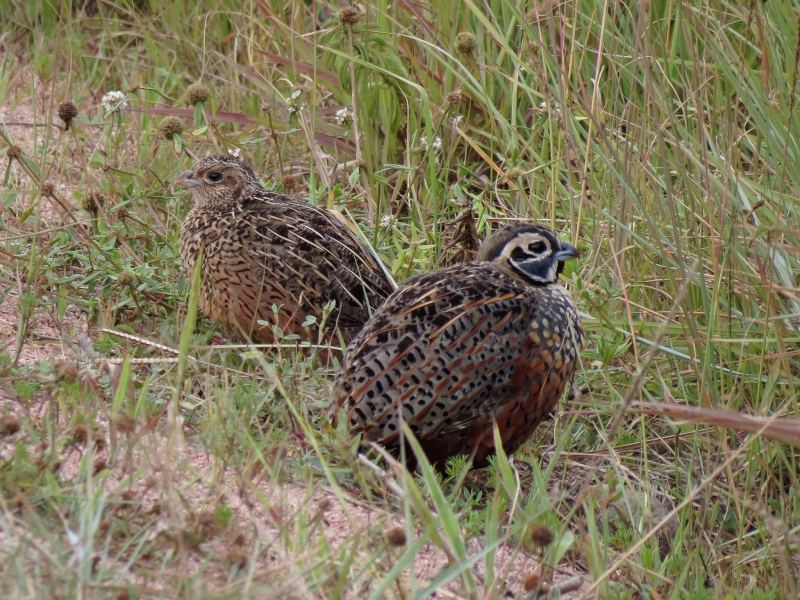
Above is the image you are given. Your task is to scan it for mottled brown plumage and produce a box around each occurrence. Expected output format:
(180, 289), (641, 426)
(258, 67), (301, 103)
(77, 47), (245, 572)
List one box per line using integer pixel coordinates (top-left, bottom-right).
(177, 155), (393, 344)
(333, 223), (582, 467)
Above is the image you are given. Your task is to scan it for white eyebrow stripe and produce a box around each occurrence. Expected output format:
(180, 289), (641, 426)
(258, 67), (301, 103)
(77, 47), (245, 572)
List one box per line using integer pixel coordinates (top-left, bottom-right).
(499, 232), (550, 260)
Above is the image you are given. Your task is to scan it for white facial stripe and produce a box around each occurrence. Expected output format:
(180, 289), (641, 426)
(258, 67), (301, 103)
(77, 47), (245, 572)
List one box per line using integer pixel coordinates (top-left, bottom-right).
(498, 232), (550, 260)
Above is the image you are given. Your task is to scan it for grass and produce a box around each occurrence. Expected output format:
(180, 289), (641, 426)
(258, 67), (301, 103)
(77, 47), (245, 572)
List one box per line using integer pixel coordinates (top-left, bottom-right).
(0, 0), (799, 597)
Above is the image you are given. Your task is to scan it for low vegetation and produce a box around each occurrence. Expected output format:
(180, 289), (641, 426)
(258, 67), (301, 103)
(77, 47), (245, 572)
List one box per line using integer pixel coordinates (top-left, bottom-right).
(0, 0), (798, 598)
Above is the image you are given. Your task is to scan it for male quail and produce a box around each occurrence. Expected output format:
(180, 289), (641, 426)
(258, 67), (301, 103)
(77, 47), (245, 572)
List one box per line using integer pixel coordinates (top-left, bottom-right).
(176, 155), (394, 344)
(333, 223), (582, 467)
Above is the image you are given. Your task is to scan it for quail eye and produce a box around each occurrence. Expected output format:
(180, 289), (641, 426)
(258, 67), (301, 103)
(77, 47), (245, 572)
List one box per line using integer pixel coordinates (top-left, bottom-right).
(207, 172), (223, 182)
(528, 241), (546, 253)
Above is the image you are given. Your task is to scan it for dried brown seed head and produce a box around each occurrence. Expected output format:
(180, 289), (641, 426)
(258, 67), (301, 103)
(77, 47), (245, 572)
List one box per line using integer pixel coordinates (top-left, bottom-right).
(0, 414), (21, 435)
(455, 32), (477, 55)
(92, 431), (106, 448)
(527, 0), (559, 23)
(281, 174), (296, 193)
(12, 492), (28, 511)
(196, 510), (217, 533)
(501, 166), (524, 184)
(54, 358), (79, 383)
(385, 526), (407, 546)
(115, 414), (137, 434)
(524, 41), (539, 57)
(93, 457), (108, 475)
(530, 525), (555, 549)
(224, 547), (248, 568)
(157, 116), (185, 140)
(338, 6), (361, 24)
(184, 82), (211, 105)
(523, 571), (541, 592)
(41, 182), (56, 197)
(81, 192), (106, 214)
(261, 103), (272, 115)
(58, 101), (78, 130)
(117, 271), (135, 288)
(446, 90), (462, 105)
(71, 424), (89, 443)
(5, 145), (22, 160)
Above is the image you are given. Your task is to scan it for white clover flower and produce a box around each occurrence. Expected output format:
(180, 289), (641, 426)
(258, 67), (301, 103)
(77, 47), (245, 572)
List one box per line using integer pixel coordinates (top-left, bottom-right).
(537, 101), (561, 115)
(287, 101), (306, 115)
(335, 108), (353, 126)
(286, 90), (306, 116)
(419, 135), (442, 153)
(101, 91), (127, 114)
(228, 148), (241, 158)
(380, 214), (396, 228)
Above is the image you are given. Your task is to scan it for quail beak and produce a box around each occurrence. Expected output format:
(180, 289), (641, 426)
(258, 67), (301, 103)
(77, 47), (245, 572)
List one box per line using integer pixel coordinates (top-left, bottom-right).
(175, 170), (200, 188)
(553, 242), (580, 262)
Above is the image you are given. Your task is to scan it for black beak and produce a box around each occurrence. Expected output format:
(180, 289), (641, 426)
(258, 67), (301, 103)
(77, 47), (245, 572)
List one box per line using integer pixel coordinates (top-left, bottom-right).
(553, 242), (580, 262)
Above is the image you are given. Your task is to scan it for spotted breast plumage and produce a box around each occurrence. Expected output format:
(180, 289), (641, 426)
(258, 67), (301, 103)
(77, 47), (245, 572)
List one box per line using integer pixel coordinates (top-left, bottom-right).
(176, 155), (394, 343)
(332, 223), (582, 467)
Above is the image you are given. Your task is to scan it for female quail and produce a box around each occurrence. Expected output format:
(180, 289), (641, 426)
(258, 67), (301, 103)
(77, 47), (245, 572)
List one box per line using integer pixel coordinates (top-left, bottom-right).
(176, 155), (394, 344)
(332, 223), (582, 467)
